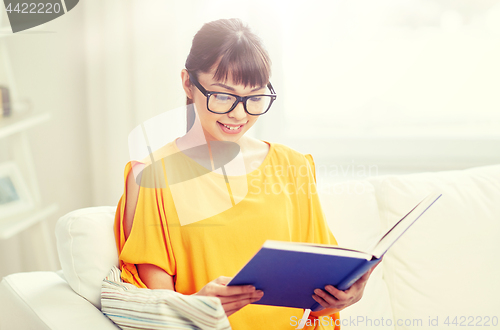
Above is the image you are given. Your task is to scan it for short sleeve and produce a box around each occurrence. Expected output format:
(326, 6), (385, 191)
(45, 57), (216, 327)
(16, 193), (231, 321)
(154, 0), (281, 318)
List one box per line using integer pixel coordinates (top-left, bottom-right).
(304, 154), (317, 182)
(114, 160), (176, 288)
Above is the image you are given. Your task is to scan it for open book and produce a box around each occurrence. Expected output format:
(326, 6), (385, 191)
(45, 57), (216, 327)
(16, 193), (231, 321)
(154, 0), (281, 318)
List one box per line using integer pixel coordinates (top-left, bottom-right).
(227, 192), (442, 311)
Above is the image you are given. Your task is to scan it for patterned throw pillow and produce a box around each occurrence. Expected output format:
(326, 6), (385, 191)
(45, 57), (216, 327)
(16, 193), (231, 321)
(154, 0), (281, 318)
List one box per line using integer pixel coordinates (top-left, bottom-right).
(101, 266), (231, 330)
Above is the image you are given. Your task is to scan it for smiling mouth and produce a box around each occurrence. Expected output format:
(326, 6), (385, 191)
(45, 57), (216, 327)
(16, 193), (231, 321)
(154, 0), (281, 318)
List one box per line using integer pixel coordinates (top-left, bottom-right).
(218, 121), (246, 130)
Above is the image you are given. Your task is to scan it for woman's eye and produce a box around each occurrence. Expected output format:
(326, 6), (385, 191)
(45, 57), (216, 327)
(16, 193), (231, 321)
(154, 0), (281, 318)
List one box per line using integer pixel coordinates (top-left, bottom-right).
(249, 96), (262, 102)
(214, 94), (232, 102)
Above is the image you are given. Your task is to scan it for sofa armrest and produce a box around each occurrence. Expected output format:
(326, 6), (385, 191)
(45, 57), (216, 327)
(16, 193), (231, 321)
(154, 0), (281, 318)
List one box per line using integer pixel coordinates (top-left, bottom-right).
(0, 271), (119, 330)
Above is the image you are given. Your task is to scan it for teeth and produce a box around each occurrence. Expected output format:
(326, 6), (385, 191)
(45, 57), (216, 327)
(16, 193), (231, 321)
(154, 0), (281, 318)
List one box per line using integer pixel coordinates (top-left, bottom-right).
(223, 124), (241, 130)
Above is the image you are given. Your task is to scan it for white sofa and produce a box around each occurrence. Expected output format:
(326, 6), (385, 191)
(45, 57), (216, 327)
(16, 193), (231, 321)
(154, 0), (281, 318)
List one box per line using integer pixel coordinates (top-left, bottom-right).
(1, 164), (499, 330)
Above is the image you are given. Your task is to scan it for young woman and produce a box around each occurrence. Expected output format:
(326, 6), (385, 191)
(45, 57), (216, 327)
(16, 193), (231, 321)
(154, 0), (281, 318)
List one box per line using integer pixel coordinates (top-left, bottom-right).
(114, 18), (376, 330)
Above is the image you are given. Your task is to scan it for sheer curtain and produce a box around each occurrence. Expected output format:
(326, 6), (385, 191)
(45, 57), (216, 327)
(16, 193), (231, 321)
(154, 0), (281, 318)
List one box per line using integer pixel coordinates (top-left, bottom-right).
(83, 0), (500, 205)
(269, 0), (500, 180)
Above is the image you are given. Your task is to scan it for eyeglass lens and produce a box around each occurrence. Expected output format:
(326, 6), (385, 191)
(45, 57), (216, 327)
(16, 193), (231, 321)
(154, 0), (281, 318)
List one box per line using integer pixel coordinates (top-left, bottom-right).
(208, 93), (273, 115)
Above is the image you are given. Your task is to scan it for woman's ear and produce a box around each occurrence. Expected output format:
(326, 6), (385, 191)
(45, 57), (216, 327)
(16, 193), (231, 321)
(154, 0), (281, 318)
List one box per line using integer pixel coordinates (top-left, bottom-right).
(181, 69), (194, 100)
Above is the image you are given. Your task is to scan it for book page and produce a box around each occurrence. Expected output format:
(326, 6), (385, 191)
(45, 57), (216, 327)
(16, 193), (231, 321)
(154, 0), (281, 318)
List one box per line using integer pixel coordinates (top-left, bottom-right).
(263, 240), (373, 260)
(370, 192), (442, 258)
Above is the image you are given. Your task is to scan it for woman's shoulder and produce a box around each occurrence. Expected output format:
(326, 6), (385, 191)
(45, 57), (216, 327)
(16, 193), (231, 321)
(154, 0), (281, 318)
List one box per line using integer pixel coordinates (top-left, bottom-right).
(121, 140), (178, 181)
(266, 140), (312, 165)
(264, 141), (317, 181)
(132, 140), (177, 167)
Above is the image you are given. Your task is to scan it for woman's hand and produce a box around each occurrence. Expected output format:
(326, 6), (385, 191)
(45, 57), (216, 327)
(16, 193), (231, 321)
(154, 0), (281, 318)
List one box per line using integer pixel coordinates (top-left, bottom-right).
(193, 276), (264, 317)
(310, 261), (382, 316)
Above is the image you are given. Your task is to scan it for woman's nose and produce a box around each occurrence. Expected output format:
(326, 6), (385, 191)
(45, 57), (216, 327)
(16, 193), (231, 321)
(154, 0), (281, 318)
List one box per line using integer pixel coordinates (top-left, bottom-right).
(228, 101), (247, 120)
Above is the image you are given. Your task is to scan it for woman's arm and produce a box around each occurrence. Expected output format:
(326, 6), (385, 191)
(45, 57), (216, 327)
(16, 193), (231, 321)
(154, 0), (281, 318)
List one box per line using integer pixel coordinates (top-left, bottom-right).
(136, 264), (175, 290)
(124, 168), (175, 291)
(123, 165), (262, 315)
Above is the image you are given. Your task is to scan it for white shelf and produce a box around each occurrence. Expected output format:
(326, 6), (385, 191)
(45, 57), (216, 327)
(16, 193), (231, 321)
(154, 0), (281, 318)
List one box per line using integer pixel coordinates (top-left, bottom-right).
(0, 111), (50, 139)
(0, 20), (60, 270)
(0, 203), (59, 239)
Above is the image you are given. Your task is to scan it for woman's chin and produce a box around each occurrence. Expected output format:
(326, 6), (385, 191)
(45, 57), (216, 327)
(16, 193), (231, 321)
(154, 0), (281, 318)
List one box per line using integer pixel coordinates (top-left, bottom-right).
(216, 135), (241, 143)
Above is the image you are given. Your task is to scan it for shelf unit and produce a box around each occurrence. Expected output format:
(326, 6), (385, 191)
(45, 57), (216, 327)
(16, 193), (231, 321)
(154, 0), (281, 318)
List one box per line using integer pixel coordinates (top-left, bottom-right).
(0, 204), (58, 240)
(0, 19), (59, 270)
(0, 111), (50, 139)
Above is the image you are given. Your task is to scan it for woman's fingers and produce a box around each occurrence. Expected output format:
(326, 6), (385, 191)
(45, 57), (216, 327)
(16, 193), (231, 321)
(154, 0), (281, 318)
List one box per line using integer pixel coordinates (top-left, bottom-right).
(323, 285), (349, 300)
(196, 276), (265, 316)
(218, 291), (264, 304)
(222, 291), (264, 316)
(312, 293), (330, 308)
(213, 276), (257, 297)
(312, 261), (384, 311)
(213, 276), (233, 286)
(217, 284), (256, 296)
(199, 279), (255, 297)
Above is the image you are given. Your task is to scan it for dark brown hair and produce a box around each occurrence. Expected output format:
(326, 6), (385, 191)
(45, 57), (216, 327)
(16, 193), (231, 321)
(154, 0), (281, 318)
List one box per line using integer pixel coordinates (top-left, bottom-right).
(185, 18), (272, 90)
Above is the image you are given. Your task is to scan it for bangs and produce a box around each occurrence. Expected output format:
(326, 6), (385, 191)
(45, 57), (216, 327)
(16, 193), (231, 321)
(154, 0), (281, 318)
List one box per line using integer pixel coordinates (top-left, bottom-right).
(185, 18), (272, 89)
(212, 36), (271, 88)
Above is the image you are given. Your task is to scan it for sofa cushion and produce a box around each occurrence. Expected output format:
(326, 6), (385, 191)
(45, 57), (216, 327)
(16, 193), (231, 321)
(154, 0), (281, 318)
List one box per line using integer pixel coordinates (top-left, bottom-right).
(55, 206), (118, 309)
(368, 164), (500, 326)
(319, 180), (395, 329)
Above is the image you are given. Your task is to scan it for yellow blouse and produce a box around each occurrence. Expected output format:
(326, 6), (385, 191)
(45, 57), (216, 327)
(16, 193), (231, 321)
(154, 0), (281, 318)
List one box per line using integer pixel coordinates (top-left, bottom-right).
(114, 139), (341, 330)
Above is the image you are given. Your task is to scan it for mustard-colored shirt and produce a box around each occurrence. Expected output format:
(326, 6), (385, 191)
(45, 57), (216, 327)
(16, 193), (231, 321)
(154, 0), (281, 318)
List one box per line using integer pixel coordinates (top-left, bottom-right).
(114, 140), (340, 330)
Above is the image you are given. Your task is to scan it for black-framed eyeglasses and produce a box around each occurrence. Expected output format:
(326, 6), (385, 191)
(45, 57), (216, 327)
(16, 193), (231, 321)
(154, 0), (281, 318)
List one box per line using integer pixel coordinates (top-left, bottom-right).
(188, 71), (277, 116)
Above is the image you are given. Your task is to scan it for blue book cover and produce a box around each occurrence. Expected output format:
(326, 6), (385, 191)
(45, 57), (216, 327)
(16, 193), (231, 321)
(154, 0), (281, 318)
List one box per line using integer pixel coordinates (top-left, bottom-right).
(227, 192), (442, 311)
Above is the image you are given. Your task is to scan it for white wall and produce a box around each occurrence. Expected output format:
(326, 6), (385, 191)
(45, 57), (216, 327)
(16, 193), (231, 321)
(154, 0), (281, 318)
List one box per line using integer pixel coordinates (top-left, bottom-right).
(0, 5), (91, 277)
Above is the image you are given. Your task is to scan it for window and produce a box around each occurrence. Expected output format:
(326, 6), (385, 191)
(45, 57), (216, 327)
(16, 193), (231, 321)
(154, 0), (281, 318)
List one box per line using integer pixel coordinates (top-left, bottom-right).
(256, 1), (500, 175)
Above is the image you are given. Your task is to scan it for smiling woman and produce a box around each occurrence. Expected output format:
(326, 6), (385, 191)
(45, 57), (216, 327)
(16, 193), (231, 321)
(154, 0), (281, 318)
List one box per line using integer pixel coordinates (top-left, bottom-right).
(181, 18), (274, 146)
(181, 68), (275, 142)
(113, 18), (376, 330)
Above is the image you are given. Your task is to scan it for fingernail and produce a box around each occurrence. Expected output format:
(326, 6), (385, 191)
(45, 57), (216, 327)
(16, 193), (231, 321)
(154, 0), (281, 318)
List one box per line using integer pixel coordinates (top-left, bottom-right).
(256, 290), (264, 296)
(326, 285), (333, 290)
(314, 289), (321, 294)
(247, 286), (256, 292)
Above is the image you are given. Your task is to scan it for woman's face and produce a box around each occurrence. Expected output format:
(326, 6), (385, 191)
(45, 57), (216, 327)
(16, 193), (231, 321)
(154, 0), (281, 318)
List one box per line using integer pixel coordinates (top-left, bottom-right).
(182, 68), (267, 143)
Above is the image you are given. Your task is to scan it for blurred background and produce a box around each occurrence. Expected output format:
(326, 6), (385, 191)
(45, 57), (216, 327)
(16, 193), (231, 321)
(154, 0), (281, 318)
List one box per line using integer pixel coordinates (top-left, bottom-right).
(0, 0), (499, 277)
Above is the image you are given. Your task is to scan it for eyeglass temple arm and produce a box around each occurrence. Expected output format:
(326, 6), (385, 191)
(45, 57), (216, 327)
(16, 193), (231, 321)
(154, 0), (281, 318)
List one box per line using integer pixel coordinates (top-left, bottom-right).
(188, 71), (209, 95)
(267, 82), (277, 96)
